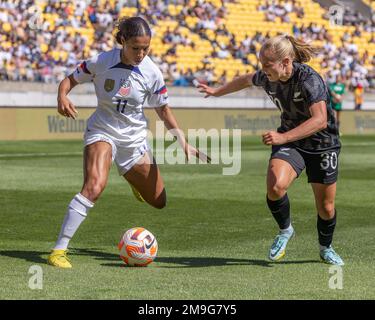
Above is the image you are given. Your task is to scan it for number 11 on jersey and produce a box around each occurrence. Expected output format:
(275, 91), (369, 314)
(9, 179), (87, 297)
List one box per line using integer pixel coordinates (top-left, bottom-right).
(116, 99), (128, 113)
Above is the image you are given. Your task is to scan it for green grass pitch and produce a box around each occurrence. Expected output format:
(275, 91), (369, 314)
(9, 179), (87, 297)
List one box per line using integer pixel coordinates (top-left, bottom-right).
(0, 135), (374, 299)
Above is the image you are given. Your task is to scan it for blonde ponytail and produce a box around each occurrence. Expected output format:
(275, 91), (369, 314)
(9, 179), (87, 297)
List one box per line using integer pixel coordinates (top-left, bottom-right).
(285, 35), (320, 63)
(261, 35), (320, 63)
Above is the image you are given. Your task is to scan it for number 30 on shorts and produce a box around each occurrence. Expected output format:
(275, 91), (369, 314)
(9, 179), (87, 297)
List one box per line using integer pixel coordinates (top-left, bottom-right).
(320, 151), (338, 170)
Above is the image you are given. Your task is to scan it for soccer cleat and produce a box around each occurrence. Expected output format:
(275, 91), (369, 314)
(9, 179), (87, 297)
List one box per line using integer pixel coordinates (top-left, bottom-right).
(320, 246), (345, 266)
(130, 184), (145, 203)
(47, 249), (72, 268)
(268, 228), (294, 261)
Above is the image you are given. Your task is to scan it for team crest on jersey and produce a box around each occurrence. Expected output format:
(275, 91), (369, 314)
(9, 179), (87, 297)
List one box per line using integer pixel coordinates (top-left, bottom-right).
(118, 79), (132, 97)
(104, 79), (115, 92)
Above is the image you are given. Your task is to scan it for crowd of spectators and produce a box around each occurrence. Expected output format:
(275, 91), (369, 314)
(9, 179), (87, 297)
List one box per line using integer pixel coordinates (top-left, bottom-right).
(258, 0), (305, 23)
(0, 0), (373, 92)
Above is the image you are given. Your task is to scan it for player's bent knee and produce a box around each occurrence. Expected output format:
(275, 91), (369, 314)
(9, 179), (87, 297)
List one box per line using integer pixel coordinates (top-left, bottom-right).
(320, 201), (335, 218)
(268, 183), (287, 200)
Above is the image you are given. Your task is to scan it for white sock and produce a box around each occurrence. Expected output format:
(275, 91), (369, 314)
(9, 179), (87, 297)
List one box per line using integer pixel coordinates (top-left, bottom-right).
(54, 193), (94, 250)
(320, 245), (331, 251)
(280, 224), (294, 235)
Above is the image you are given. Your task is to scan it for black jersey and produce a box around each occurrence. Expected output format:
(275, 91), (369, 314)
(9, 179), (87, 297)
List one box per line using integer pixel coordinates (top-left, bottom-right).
(252, 62), (340, 152)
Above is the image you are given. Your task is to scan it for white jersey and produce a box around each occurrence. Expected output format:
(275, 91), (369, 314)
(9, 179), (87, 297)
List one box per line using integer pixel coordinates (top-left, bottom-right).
(72, 48), (169, 144)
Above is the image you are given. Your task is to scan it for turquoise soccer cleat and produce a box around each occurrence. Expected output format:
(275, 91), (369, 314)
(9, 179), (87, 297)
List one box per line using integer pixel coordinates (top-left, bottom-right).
(268, 228), (294, 261)
(320, 246), (345, 266)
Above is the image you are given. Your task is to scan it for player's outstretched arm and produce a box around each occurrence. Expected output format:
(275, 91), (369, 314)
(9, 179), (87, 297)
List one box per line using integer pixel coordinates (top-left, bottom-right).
(154, 104), (211, 163)
(197, 73), (254, 98)
(57, 74), (79, 119)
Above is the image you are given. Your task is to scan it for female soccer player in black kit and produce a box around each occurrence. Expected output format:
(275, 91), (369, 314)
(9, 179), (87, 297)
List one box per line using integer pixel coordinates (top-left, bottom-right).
(198, 35), (344, 265)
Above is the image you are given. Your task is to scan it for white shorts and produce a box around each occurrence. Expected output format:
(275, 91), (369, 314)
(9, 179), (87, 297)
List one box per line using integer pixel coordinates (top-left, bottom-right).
(84, 131), (151, 176)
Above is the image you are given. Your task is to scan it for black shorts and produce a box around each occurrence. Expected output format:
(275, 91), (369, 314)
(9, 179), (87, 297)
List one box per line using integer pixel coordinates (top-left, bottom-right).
(270, 144), (340, 184)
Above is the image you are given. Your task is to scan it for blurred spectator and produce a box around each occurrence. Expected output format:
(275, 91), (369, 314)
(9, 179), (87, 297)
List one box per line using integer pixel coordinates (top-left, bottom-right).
(194, 66), (214, 86)
(258, 0), (304, 22)
(328, 75), (346, 132)
(354, 83), (364, 110)
(217, 70), (227, 85)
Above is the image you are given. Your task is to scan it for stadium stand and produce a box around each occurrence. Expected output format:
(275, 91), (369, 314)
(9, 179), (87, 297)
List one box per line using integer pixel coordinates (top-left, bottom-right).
(0, 0), (373, 91)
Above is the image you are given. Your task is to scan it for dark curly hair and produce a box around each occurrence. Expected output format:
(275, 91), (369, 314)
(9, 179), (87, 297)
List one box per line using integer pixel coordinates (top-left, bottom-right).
(115, 16), (152, 45)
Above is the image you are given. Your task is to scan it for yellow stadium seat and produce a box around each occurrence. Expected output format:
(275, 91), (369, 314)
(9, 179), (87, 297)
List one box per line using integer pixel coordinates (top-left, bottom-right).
(40, 43), (49, 53)
(2, 22), (11, 32)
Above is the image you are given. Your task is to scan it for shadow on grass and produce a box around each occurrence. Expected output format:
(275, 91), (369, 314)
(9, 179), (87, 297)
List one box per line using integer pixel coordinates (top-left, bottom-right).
(0, 250), (46, 264)
(0, 248), (117, 265)
(0, 248), (320, 268)
(102, 257), (320, 268)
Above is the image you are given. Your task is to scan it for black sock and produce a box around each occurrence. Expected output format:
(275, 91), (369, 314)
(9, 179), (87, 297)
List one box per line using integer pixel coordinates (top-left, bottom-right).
(267, 193), (291, 230)
(317, 211), (337, 248)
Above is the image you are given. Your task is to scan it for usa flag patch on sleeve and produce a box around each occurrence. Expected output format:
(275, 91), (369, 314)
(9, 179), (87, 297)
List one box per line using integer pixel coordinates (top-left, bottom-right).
(154, 85), (167, 95)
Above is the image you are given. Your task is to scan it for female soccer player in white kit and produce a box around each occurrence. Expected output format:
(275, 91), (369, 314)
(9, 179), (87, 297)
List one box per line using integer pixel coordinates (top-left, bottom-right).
(48, 17), (205, 268)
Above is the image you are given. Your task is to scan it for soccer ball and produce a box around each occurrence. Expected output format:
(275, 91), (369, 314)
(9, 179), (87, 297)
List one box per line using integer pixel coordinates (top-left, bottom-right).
(118, 227), (158, 267)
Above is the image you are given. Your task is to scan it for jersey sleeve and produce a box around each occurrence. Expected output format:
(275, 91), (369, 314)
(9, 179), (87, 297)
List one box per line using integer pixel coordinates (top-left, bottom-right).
(301, 73), (329, 107)
(147, 69), (169, 107)
(252, 69), (267, 87)
(72, 54), (99, 83)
